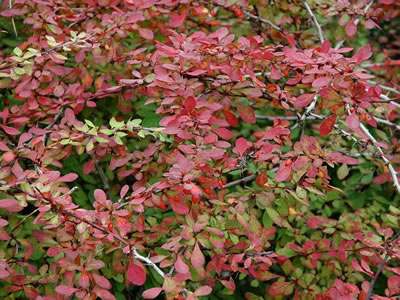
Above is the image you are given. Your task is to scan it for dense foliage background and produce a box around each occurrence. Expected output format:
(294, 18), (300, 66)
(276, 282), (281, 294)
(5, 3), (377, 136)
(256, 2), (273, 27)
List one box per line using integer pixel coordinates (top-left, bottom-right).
(0, 0), (399, 299)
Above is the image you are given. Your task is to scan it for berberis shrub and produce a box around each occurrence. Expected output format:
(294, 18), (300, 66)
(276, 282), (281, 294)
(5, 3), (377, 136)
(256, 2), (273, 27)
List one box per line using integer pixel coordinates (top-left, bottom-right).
(0, 0), (399, 299)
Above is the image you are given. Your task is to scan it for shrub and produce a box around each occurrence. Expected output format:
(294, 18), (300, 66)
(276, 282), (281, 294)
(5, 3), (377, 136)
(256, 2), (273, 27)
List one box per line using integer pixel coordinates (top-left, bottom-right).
(0, 0), (399, 299)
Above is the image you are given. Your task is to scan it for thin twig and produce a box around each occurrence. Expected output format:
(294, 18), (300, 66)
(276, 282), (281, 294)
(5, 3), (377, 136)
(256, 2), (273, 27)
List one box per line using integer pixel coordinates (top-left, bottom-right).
(303, 0), (324, 43)
(255, 115), (317, 121)
(10, 208), (40, 234)
(243, 11), (282, 32)
(359, 122), (400, 193)
(291, 94), (319, 130)
(355, 0), (375, 26)
(345, 105), (400, 193)
(366, 232), (400, 300)
(9, 0), (18, 38)
(368, 81), (400, 95)
(92, 155), (111, 198)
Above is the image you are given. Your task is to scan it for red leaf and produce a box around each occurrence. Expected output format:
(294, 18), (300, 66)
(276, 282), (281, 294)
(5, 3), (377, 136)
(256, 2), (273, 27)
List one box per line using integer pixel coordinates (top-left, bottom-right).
(212, 127), (233, 140)
(320, 39), (331, 53)
(83, 159), (95, 174)
(388, 275), (400, 296)
(92, 273), (112, 289)
(312, 77), (331, 88)
(286, 33), (296, 47)
(142, 288), (163, 299)
(138, 28), (154, 40)
(169, 9), (189, 28)
(184, 96), (196, 112)
(175, 256), (189, 274)
(295, 93), (315, 108)
(55, 285), (78, 296)
(194, 286), (212, 297)
(351, 44), (372, 65)
(236, 104), (256, 124)
(169, 199), (189, 214)
(319, 114), (337, 136)
(224, 110), (238, 127)
(235, 137), (249, 156)
(191, 242), (205, 268)
(275, 165), (291, 182)
(256, 170), (268, 188)
(127, 260), (146, 286)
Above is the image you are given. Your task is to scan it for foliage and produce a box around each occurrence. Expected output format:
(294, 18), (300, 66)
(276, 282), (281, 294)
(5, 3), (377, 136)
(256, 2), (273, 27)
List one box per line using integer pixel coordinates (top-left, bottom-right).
(0, 0), (399, 299)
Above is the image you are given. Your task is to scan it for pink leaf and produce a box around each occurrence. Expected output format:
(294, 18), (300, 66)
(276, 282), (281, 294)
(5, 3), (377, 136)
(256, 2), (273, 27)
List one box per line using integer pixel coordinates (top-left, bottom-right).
(127, 260), (146, 286)
(346, 113), (360, 130)
(0, 199), (23, 212)
(351, 44), (372, 65)
(0, 125), (20, 135)
(312, 77), (331, 88)
(175, 256), (189, 274)
(235, 137), (249, 156)
(169, 9), (189, 28)
(138, 28), (154, 40)
(194, 286), (213, 297)
(169, 199), (189, 215)
(92, 273), (112, 289)
(142, 288), (163, 299)
(55, 285), (78, 296)
(212, 127), (233, 140)
(346, 20), (357, 36)
(94, 189), (107, 202)
(191, 242), (205, 268)
(59, 173), (78, 182)
(295, 93), (315, 108)
(275, 165), (291, 182)
(83, 159), (95, 174)
(320, 39), (331, 53)
(120, 185), (129, 198)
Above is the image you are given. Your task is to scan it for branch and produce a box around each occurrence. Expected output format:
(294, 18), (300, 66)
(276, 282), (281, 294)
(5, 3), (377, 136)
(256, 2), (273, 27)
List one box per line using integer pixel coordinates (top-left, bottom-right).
(345, 105), (400, 194)
(243, 11), (282, 32)
(221, 174), (256, 189)
(359, 122), (400, 193)
(355, 0), (375, 26)
(303, 0), (324, 43)
(291, 94), (319, 130)
(374, 117), (400, 130)
(91, 154), (111, 198)
(256, 115), (316, 121)
(366, 232), (400, 300)
(368, 81), (400, 95)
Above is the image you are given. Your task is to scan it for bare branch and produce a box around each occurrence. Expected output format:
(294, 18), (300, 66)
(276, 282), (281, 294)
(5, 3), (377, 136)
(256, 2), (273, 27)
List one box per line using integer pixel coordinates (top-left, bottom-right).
(256, 115), (316, 121)
(291, 94), (319, 130)
(92, 155), (111, 198)
(243, 11), (282, 32)
(366, 232), (400, 300)
(345, 105), (400, 193)
(303, 0), (324, 43)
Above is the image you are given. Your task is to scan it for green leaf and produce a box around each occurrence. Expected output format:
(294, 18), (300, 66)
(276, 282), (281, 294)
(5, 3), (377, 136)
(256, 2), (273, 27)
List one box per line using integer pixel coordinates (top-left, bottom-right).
(13, 47), (22, 57)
